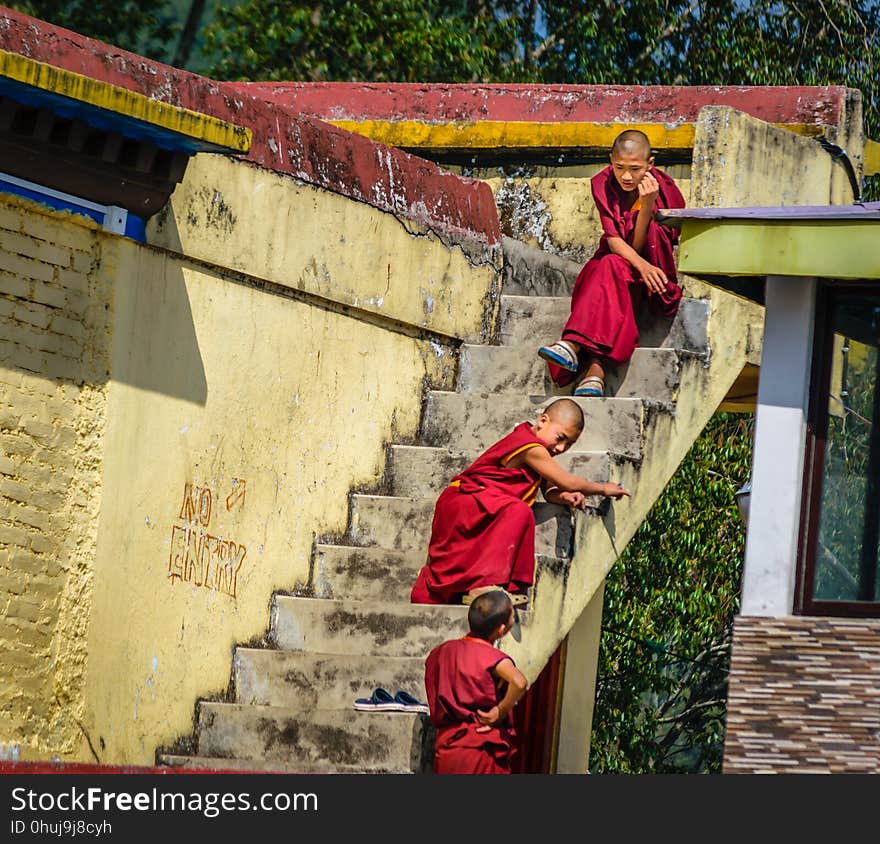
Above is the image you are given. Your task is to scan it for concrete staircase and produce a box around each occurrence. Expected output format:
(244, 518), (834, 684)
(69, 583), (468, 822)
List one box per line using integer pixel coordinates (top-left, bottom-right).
(157, 235), (761, 773)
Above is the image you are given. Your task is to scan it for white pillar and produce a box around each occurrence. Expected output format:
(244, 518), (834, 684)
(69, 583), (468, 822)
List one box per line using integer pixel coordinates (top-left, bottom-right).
(741, 276), (817, 616)
(554, 581), (605, 773)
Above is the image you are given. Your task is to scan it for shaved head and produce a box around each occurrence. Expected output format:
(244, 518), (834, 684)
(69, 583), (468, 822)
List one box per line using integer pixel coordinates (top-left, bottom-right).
(468, 590), (514, 638)
(544, 398), (585, 431)
(611, 129), (653, 161)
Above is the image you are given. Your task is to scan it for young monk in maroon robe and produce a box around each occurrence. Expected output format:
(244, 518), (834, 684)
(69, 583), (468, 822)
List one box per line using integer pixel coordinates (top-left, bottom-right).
(410, 398), (629, 606)
(538, 129), (686, 397)
(424, 590), (528, 774)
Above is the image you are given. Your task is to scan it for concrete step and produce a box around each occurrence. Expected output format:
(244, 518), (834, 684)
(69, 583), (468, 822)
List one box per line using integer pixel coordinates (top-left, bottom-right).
(195, 702), (431, 773)
(421, 392), (647, 459)
(158, 753), (362, 774)
(387, 444), (611, 498)
(311, 545), (426, 602)
(497, 295), (710, 355)
(459, 343), (681, 400)
(348, 495), (589, 557)
(271, 596), (469, 657)
(233, 649), (426, 709)
(501, 236), (582, 297)
(312, 543), (569, 602)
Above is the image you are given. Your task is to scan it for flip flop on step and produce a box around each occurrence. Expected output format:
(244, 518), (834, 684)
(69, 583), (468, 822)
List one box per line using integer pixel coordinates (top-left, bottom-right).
(574, 375), (605, 397)
(538, 340), (579, 372)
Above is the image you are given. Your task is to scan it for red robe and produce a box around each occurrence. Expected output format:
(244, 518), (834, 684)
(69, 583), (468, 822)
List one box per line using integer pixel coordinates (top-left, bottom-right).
(425, 636), (518, 774)
(410, 422), (546, 605)
(548, 165), (686, 386)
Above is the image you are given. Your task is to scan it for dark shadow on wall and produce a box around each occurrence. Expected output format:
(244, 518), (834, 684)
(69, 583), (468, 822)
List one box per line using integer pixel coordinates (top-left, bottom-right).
(108, 243), (208, 407)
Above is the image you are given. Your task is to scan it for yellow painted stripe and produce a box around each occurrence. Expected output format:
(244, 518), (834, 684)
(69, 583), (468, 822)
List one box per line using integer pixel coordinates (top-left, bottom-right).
(501, 441), (543, 466)
(865, 139), (880, 176)
(522, 478), (541, 506)
(328, 119), (826, 151)
(0, 50), (251, 153)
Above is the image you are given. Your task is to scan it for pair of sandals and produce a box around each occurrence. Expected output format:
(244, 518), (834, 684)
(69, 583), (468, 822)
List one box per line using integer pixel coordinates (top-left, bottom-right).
(538, 341), (605, 397)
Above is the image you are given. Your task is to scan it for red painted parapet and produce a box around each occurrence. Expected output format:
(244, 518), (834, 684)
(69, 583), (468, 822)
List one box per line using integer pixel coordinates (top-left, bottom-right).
(230, 81), (850, 129)
(0, 9), (500, 247)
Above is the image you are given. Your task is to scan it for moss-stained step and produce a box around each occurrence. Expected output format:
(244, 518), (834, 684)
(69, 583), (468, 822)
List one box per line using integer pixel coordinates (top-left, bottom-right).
(195, 703), (431, 773)
(233, 649), (426, 709)
(421, 391), (649, 459)
(348, 495), (598, 555)
(387, 445), (611, 498)
(311, 542), (564, 602)
(459, 343), (683, 400)
(498, 294), (710, 355)
(270, 596), (468, 657)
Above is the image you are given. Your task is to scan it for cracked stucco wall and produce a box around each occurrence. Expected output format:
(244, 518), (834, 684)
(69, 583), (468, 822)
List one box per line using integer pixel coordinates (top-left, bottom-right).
(450, 163), (693, 264)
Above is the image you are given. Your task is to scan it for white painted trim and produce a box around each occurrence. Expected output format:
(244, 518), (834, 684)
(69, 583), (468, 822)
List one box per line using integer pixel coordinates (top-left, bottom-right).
(741, 276), (817, 617)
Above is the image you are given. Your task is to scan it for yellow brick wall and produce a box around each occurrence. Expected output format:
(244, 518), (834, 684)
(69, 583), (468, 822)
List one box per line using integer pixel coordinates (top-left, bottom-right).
(0, 197), (111, 761)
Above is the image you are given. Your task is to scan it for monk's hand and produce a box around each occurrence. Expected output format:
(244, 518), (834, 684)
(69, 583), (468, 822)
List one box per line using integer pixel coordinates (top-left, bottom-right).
(638, 171), (659, 205)
(475, 706), (501, 731)
(603, 482), (630, 500)
(558, 491), (587, 511)
(638, 261), (668, 295)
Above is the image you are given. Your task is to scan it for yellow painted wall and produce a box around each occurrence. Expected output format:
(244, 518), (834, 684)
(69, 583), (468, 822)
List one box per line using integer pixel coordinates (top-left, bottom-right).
(0, 150), (501, 764)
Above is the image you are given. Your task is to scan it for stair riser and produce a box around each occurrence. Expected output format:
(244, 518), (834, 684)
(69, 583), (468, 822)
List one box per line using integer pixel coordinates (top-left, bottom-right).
(459, 344), (681, 400)
(349, 497), (582, 557)
(421, 393), (645, 459)
(311, 546), (425, 603)
(389, 447), (609, 498)
(498, 295), (709, 355)
(314, 546), (571, 603)
(197, 703), (430, 773)
(234, 650), (426, 709)
(271, 597), (468, 657)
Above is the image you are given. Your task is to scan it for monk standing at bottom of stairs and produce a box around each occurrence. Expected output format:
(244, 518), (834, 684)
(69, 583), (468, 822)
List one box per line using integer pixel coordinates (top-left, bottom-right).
(425, 590), (528, 774)
(410, 398), (630, 607)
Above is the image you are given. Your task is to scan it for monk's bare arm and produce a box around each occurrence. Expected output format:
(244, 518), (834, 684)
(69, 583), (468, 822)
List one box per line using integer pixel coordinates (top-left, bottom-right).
(475, 658), (528, 729)
(629, 170), (660, 254)
(519, 447), (630, 499)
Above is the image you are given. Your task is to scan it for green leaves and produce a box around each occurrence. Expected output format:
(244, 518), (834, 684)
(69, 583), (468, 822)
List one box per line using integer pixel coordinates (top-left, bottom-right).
(590, 413), (753, 774)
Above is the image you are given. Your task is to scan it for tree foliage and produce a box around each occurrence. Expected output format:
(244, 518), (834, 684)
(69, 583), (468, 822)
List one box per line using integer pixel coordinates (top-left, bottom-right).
(11, 0), (179, 61)
(589, 413), (753, 773)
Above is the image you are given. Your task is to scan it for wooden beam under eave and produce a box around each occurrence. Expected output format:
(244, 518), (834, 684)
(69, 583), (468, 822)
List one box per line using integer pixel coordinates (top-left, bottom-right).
(678, 219), (880, 281)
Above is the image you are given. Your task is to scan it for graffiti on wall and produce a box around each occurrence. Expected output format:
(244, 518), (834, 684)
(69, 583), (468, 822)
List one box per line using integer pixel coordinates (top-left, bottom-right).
(168, 480), (247, 598)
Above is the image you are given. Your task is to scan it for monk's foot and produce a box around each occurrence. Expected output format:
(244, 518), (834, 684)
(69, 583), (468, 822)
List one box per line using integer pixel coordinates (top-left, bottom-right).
(538, 340), (579, 372)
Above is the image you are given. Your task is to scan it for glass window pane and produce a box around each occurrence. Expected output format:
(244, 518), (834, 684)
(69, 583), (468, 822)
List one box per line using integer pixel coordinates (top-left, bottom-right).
(814, 295), (880, 602)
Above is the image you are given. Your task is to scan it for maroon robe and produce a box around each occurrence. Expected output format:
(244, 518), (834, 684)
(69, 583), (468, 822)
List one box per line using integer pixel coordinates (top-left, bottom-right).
(425, 636), (518, 774)
(410, 422), (546, 605)
(547, 165), (686, 386)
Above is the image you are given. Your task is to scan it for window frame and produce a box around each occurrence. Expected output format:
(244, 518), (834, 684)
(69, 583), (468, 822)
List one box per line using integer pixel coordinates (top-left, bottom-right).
(795, 280), (880, 617)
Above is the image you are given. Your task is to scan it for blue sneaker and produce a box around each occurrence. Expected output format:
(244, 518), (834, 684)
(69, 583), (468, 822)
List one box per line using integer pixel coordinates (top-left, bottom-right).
(354, 688), (399, 712)
(394, 690), (429, 714)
